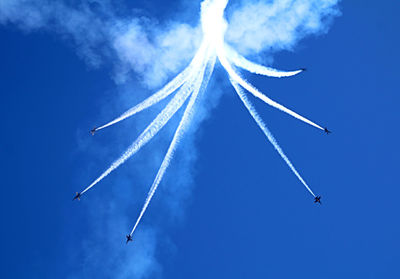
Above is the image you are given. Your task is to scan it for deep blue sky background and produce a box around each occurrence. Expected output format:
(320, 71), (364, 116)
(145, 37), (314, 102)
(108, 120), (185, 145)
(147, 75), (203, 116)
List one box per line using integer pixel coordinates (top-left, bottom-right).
(1, 1), (399, 278)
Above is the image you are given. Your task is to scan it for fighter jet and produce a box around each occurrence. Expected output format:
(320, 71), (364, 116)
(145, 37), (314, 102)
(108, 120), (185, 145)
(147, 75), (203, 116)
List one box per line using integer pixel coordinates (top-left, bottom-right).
(73, 192), (82, 201)
(314, 196), (321, 204)
(126, 234), (133, 244)
(324, 127), (331, 134)
(300, 68), (307, 71)
(90, 127), (96, 135)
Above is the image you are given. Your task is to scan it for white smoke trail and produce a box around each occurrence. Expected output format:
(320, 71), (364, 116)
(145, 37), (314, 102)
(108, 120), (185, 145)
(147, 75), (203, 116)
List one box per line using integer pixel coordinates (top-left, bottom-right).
(219, 50), (323, 130)
(96, 70), (187, 131)
(70, 0), (335, 244)
(200, 0), (323, 130)
(130, 53), (216, 236)
(230, 79), (316, 197)
(224, 44), (304, 78)
(96, 42), (209, 131)
(80, 61), (207, 195)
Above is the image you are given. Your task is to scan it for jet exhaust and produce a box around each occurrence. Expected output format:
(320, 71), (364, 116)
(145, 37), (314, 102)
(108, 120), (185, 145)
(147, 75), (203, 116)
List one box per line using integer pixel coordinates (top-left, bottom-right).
(77, 0), (327, 239)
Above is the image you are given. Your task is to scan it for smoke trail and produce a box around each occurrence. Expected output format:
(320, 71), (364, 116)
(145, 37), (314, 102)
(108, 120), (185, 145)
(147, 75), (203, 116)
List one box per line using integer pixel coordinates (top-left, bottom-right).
(224, 44), (304, 78)
(230, 79), (316, 197)
(96, 69), (188, 131)
(130, 52), (217, 237)
(96, 42), (209, 131)
(218, 50), (323, 131)
(80, 65), (205, 195)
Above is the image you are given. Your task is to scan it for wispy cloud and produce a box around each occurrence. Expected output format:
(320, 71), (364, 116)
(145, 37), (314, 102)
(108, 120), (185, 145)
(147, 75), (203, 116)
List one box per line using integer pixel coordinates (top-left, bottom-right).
(0, 0), (114, 66)
(0, 0), (200, 87)
(225, 0), (340, 56)
(111, 19), (201, 86)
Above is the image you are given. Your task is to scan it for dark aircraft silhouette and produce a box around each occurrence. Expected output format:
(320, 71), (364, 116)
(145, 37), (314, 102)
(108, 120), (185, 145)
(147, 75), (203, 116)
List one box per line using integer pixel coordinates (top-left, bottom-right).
(90, 127), (96, 135)
(126, 234), (133, 244)
(300, 68), (307, 71)
(324, 127), (331, 134)
(314, 196), (321, 204)
(73, 192), (82, 201)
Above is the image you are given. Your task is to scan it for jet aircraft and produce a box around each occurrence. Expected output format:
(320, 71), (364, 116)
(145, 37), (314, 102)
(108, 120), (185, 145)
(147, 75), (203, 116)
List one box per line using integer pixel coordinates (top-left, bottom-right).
(90, 127), (96, 135)
(324, 127), (331, 134)
(126, 234), (133, 244)
(314, 196), (321, 204)
(73, 192), (82, 201)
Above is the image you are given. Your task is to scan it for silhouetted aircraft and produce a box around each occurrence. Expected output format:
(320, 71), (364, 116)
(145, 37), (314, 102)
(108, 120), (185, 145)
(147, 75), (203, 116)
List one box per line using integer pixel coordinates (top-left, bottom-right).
(73, 192), (82, 201)
(126, 234), (133, 244)
(90, 127), (96, 135)
(324, 127), (331, 134)
(314, 196), (321, 204)
(300, 68), (307, 71)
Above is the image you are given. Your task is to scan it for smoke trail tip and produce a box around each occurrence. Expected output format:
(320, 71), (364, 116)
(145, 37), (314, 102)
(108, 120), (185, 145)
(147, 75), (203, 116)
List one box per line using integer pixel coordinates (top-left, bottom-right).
(288, 68), (306, 76)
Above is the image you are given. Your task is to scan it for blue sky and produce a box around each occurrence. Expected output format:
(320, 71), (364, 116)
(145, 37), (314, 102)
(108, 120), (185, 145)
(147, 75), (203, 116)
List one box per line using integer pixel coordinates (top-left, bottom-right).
(0, 0), (399, 278)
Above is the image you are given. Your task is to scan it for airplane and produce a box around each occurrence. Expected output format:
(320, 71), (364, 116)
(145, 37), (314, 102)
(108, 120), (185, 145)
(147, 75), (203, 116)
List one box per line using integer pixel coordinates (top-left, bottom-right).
(324, 127), (331, 134)
(90, 127), (96, 135)
(300, 68), (307, 71)
(126, 234), (133, 244)
(314, 196), (321, 204)
(73, 192), (82, 201)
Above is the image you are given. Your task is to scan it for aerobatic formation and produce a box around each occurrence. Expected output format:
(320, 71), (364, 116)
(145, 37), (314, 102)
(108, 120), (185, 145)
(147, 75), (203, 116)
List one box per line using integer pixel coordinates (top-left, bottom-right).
(74, 0), (330, 243)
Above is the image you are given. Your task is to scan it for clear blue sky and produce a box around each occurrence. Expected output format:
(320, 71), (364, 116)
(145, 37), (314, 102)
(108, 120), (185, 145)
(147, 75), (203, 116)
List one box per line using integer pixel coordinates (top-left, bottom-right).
(1, 1), (399, 278)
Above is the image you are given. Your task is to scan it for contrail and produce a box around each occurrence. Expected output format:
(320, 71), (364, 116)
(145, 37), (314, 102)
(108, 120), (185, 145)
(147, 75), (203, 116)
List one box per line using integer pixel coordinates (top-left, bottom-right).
(96, 43), (209, 131)
(130, 52), (216, 237)
(230, 79), (316, 197)
(80, 60), (207, 195)
(219, 50), (323, 131)
(224, 44), (304, 78)
(76, 0), (331, 239)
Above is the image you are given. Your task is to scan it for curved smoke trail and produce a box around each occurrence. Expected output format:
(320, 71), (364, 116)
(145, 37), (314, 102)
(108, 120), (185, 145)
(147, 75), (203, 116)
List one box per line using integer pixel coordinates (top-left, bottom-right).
(75, 0), (332, 239)
(218, 51), (323, 130)
(96, 42), (209, 131)
(80, 50), (208, 195)
(230, 79), (316, 197)
(224, 44), (304, 78)
(130, 51), (216, 236)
